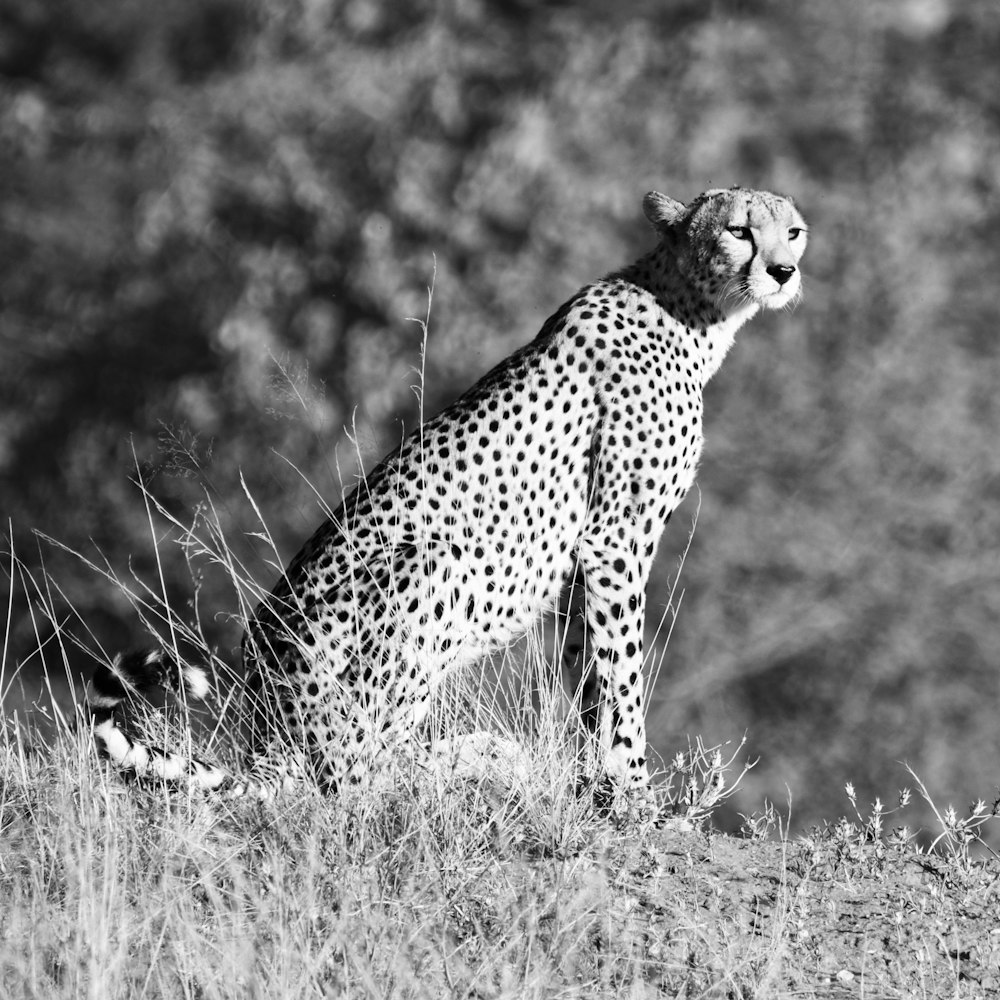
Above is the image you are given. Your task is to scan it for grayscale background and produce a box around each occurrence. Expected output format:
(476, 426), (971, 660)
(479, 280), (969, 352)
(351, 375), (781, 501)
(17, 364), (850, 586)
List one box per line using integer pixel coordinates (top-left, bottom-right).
(3, 0), (998, 838)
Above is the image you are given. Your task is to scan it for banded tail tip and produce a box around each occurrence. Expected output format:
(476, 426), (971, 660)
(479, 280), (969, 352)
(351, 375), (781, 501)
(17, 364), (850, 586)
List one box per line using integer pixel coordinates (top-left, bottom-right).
(95, 649), (210, 702)
(183, 665), (210, 700)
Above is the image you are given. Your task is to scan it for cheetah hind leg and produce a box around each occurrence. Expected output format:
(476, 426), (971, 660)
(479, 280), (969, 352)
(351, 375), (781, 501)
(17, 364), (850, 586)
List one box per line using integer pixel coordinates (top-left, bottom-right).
(283, 655), (438, 794)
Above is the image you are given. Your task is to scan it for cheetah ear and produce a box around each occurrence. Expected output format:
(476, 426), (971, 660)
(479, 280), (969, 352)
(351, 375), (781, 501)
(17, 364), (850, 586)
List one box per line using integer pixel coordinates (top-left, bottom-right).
(642, 191), (686, 233)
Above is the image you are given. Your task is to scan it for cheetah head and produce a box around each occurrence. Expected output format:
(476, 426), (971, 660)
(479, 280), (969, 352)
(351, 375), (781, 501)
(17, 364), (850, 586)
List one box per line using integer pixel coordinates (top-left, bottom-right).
(643, 187), (807, 313)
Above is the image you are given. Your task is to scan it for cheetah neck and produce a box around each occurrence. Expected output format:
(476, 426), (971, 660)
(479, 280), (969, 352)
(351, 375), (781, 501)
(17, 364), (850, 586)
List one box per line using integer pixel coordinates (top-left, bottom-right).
(694, 301), (760, 381)
(616, 245), (760, 382)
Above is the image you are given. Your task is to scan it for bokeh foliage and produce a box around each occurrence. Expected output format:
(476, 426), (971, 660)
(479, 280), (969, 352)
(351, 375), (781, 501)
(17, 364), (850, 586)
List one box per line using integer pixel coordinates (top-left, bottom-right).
(3, 0), (1000, 830)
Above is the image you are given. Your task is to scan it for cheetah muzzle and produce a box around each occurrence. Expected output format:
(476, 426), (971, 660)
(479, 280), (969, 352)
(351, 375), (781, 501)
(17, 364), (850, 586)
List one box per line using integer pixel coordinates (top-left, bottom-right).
(90, 186), (808, 802)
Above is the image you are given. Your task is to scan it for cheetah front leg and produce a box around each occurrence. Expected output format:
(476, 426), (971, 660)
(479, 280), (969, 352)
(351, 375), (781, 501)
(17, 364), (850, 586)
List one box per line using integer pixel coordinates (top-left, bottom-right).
(571, 536), (651, 797)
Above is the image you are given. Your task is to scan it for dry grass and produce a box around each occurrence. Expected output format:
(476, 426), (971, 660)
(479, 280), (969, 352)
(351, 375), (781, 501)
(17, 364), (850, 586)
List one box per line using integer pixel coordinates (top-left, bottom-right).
(0, 665), (752, 1000)
(5, 693), (1000, 999)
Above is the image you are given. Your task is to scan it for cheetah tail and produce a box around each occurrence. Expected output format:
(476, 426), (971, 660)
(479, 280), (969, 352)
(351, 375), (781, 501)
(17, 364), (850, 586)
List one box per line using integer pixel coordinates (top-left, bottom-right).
(87, 648), (230, 789)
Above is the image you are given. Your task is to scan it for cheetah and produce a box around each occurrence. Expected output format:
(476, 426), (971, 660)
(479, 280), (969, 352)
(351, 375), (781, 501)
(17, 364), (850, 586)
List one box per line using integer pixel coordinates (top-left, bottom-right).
(90, 186), (807, 800)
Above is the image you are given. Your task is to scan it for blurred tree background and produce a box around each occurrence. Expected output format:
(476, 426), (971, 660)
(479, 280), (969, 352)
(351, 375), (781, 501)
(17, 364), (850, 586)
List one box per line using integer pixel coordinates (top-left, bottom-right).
(3, 0), (1000, 835)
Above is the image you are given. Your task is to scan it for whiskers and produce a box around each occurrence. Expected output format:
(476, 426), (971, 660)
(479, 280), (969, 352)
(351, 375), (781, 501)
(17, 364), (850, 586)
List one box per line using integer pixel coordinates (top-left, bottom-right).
(720, 271), (802, 313)
(780, 283), (804, 312)
(719, 274), (756, 311)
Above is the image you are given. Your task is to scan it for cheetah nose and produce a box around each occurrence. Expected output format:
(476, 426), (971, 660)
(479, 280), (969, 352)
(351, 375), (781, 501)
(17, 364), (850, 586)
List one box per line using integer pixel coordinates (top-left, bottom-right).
(767, 264), (796, 286)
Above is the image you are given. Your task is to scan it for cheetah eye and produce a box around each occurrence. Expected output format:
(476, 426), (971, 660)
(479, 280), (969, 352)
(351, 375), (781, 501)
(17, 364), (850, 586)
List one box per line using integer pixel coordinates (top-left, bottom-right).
(726, 226), (752, 241)
(788, 227), (803, 241)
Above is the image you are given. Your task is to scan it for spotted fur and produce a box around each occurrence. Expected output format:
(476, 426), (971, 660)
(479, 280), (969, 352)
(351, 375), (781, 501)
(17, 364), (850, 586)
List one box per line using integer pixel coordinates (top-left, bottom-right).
(93, 187), (807, 797)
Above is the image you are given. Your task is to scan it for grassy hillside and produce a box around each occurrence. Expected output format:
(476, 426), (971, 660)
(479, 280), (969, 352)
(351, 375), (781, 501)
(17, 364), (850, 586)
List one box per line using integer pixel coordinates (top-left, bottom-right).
(3, 697), (999, 999)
